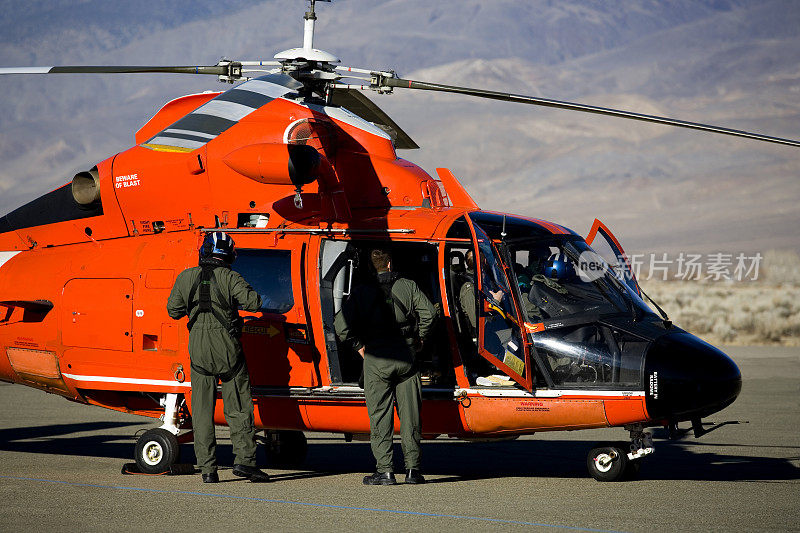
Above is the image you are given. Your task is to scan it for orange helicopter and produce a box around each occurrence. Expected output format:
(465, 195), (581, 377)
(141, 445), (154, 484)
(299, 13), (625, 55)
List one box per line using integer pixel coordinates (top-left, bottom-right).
(0, 0), (796, 482)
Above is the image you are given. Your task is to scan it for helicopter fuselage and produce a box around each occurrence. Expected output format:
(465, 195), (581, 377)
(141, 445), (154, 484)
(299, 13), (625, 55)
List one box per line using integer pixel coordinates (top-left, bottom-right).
(0, 78), (741, 441)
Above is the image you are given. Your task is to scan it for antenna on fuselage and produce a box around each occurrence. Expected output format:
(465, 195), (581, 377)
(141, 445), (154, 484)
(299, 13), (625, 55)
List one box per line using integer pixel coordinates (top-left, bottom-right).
(303, 0), (330, 51)
(275, 1), (338, 65)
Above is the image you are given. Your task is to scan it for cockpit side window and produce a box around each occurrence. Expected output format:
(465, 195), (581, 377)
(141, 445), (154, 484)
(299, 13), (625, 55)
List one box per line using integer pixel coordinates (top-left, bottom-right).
(443, 216), (534, 390)
(532, 324), (646, 389)
(506, 236), (654, 390)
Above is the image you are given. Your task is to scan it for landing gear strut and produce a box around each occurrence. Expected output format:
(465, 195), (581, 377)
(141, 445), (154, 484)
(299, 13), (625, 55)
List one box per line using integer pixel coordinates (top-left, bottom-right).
(586, 425), (654, 482)
(134, 393), (186, 474)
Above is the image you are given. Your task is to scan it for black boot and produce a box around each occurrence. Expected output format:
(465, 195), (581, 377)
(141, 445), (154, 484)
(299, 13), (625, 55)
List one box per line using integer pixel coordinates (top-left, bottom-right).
(202, 472), (219, 483)
(232, 464), (271, 483)
(362, 472), (397, 485)
(404, 469), (426, 484)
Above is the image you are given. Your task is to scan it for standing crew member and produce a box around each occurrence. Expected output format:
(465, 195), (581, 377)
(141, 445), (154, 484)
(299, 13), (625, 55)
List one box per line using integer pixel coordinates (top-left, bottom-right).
(167, 231), (270, 483)
(335, 248), (437, 485)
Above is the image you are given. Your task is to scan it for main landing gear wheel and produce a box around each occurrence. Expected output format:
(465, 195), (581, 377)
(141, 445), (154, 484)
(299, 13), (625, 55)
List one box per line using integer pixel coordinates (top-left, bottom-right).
(135, 428), (180, 474)
(587, 442), (638, 482)
(262, 430), (308, 466)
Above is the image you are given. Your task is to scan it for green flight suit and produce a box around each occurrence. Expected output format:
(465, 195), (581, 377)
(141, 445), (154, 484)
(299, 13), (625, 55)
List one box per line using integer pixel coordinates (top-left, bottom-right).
(459, 277), (477, 332)
(167, 260), (262, 475)
(335, 271), (436, 473)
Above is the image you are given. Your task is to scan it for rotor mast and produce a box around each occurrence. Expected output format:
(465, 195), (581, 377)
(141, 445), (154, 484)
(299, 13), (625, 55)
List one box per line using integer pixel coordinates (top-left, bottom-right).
(303, 0), (322, 51)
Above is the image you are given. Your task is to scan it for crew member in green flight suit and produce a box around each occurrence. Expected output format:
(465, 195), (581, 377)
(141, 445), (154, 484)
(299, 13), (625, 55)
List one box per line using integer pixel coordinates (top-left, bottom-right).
(167, 231), (270, 483)
(335, 248), (437, 485)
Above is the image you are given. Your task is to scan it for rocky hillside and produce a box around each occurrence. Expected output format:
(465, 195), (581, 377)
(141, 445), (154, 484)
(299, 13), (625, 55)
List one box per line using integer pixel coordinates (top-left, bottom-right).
(0, 0), (797, 257)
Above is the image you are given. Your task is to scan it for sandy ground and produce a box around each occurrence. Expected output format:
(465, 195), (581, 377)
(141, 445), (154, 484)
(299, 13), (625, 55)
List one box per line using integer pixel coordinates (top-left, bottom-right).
(0, 345), (797, 532)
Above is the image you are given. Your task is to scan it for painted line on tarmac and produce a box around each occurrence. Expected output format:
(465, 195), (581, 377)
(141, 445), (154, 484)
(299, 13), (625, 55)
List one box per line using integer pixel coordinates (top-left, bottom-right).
(0, 475), (622, 532)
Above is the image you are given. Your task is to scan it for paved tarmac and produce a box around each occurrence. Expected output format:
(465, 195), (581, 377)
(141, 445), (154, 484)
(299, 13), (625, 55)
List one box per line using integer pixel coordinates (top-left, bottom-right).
(0, 346), (798, 532)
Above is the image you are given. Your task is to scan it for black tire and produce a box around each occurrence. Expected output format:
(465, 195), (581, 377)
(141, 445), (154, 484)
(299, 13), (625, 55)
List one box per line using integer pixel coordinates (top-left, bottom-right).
(135, 428), (180, 474)
(264, 430), (308, 466)
(587, 444), (629, 482)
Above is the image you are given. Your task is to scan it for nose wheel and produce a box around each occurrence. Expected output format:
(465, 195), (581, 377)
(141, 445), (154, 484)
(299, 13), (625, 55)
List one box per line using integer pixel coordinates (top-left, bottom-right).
(587, 443), (637, 481)
(587, 428), (653, 481)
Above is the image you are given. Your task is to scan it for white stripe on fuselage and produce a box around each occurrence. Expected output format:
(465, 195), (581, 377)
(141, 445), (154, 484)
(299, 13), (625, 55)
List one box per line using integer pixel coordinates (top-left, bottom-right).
(0, 251), (21, 273)
(455, 388), (646, 399)
(195, 99), (258, 122)
(62, 373), (192, 388)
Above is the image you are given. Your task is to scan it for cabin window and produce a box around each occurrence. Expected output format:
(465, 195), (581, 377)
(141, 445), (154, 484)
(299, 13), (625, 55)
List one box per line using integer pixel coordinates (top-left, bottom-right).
(233, 249), (294, 313)
(445, 216), (471, 240)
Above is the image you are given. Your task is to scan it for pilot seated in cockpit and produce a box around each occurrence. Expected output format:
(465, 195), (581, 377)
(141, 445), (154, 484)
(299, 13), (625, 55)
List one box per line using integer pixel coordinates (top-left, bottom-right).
(522, 251), (611, 384)
(526, 252), (583, 319)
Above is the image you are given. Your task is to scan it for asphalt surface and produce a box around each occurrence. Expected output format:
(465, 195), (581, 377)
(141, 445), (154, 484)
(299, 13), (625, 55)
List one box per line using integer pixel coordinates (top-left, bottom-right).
(0, 345), (798, 532)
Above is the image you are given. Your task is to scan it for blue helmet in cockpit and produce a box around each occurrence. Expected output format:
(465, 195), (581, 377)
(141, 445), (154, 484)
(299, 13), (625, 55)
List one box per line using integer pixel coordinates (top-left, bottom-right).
(543, 253), (576, 280)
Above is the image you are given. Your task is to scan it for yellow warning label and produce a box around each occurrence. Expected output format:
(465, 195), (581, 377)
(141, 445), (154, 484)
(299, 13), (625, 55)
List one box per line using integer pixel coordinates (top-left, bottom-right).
(503, 352), (524, 375)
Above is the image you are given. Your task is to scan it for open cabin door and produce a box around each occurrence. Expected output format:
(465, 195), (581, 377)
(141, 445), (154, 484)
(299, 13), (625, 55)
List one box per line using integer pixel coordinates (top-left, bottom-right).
(318, 239), (355, 384)
(585, 219), (641, 297)
(468, 219), (534, 391)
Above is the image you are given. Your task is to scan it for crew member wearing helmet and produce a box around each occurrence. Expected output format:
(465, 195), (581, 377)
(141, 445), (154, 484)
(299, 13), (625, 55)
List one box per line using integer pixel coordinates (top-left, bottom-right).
(167, 232), (270, 483)
(528, 252), (583, 318)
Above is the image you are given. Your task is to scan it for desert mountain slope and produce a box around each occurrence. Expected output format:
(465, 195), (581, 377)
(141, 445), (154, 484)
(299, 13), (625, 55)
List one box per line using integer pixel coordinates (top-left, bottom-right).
(0, 0), (797, 255)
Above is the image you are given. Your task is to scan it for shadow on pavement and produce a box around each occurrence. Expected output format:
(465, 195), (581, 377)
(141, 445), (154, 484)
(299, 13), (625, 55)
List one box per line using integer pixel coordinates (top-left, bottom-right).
(301, 438), (800, 483)
(1, 421), (798, 483)
(0, 422), (143, 460)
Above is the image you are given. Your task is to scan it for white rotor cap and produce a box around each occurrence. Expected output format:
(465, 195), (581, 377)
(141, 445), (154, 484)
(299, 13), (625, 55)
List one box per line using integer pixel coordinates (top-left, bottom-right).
(274, 48), (340, 63)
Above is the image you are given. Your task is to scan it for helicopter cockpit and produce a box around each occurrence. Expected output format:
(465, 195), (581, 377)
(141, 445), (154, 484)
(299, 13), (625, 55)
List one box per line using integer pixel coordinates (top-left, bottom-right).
(445, 211), (667, 392)
(505, 235), (654, 389)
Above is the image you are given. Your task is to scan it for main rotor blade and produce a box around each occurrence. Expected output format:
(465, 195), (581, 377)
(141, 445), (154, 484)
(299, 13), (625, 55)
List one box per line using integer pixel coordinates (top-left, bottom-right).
(0, 65), (230, 75)
(381, 76), (800, 148)
(329, 88), (419, 149)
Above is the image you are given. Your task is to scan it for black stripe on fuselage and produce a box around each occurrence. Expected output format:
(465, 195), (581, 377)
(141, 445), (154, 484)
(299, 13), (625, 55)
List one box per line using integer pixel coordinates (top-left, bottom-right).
(0, 184), (103, 233)
(214, 89), (274, 109)
(165, 113), (237, 138)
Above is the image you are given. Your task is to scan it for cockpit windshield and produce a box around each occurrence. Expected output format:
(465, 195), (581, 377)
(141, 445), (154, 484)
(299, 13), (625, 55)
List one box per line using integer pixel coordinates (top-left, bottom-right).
(507, 237), (655, 323)
(505, 235), (655, 389)
(458, 212), (656, 390)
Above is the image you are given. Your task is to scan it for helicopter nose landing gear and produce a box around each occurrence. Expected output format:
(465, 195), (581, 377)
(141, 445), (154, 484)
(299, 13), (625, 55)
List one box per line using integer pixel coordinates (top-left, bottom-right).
(627, 425), (655, 462)
(587, 445), (628, 482)
(587, 426), (654, 482)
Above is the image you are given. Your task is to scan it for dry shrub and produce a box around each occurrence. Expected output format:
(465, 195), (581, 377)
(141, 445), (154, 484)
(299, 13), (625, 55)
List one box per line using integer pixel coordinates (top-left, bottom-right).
(763, 250), (800, 284)
(642, 281), (800, 346)
(637, 249), (800, 345)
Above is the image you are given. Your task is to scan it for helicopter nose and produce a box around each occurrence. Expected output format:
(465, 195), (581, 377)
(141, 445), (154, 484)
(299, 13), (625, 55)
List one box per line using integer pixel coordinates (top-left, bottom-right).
(643, 331), (741, 422)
